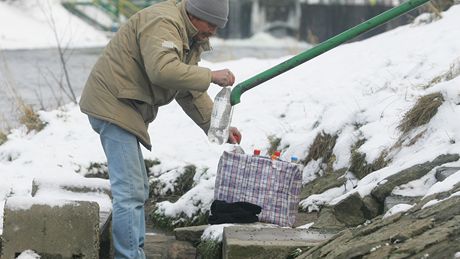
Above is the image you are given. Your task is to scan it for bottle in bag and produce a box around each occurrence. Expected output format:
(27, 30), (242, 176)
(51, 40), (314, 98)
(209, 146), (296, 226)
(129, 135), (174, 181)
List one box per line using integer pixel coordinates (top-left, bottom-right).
(271, 151), (281, 160)
(208, 87), (233, 144)
(232, 144), (245, 154)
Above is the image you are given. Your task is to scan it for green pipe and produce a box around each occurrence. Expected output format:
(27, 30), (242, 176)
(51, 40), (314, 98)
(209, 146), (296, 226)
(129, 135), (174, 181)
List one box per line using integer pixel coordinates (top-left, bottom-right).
(230, 0), (431, 105)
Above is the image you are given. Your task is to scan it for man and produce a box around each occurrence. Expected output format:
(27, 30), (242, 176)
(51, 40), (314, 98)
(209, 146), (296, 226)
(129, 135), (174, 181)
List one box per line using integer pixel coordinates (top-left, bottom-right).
(79, 0), (241, 257)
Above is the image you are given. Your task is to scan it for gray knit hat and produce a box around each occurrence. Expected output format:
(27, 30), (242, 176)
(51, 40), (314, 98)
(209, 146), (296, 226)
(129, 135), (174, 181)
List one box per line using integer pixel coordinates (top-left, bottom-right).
(186, 0), (229, 28)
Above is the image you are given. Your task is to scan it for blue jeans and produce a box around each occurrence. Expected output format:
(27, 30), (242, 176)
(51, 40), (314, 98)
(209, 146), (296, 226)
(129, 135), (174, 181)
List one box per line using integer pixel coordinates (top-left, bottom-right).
(88, 116), (149, 259)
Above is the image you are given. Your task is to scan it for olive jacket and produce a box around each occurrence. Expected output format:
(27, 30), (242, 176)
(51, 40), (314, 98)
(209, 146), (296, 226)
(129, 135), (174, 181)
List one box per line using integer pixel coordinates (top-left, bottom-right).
(79, 0), (214, 150)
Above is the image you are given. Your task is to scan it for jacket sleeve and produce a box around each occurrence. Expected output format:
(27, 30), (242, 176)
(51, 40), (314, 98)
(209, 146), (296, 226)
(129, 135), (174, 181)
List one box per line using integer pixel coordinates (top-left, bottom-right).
(138, 17), (212, 92)
(175, 90), (213, 133)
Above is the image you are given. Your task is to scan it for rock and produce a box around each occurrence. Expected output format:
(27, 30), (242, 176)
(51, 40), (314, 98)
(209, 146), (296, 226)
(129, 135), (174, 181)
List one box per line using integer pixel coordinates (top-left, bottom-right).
(293, 211), (319, 227)
(384, 194), (421, 212)
(313, 192), (381, 230)
(361, 195), (381, 218)
(371, 154), (459, 202)
(310, 207), (346, 231)
(297, 186), (460, 258)
(333, 192), (367, 227)
(435, 166), (460, 181)
(299, 169), (347, 202)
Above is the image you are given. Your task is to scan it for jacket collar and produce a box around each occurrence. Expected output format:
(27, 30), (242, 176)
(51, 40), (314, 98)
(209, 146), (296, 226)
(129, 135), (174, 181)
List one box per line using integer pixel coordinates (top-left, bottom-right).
(179, 0), (211, 51)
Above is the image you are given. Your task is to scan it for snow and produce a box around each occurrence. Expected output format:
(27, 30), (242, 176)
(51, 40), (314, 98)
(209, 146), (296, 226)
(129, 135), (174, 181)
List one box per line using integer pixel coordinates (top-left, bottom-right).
(5, 196), (76, 211)
(201, 224), (234, 242)
(1, 0), (460, 240)
(424, 170), (460, 198)
(421, 191), (460, 209)
(296, 222), (314, 229)
(16, 250), (41, 259)
(382, 203), (413, 219)
(392, 170), (437, 197)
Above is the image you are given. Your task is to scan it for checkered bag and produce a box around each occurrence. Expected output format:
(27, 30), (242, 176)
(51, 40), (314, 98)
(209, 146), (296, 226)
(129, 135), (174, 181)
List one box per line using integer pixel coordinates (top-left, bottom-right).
(214, 151), (302, 227)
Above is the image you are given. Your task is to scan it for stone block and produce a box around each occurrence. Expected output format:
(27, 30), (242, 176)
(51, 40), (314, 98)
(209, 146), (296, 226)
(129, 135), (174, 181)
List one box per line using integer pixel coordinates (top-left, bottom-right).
(222, 226), (334, 259)
(2, 197), (100, 258)
(29, 177), (114, 258)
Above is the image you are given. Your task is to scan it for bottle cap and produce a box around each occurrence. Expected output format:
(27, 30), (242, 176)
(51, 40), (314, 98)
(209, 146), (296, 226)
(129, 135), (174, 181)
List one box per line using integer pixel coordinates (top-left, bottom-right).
(291, 156), (298, 162)
(253, 149), (261, 156)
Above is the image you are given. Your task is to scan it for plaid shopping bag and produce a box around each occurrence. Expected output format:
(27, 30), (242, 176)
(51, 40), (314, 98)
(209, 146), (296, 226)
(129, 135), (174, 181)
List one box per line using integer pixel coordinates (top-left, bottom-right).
(214, 151), (302, 227)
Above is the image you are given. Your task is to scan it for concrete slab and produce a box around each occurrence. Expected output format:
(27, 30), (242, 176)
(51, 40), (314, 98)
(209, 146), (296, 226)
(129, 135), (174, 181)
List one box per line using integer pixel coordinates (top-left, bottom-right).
(144, 233), (196, 259)
(31, 177), (112, 229)
(2, 197), (100, 258)
(222, 226), (335, 259)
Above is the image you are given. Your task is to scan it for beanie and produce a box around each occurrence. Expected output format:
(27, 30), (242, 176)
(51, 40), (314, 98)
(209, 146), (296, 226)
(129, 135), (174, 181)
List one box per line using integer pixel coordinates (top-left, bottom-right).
(186, 0), (229, 28)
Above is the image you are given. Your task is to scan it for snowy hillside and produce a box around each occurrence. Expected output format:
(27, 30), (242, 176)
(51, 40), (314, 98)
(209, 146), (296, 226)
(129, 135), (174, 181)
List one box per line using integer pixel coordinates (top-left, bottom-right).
(0, 0), (109, 49)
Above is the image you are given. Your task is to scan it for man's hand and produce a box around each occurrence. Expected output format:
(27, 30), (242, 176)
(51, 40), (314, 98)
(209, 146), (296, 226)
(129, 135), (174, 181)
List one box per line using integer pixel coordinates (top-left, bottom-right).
(228, 126), (242, 144)
(211, 69), (235, 87)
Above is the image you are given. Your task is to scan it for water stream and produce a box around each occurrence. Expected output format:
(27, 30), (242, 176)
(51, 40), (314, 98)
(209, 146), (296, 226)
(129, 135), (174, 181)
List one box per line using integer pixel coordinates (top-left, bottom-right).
(0, 45), (298, 130)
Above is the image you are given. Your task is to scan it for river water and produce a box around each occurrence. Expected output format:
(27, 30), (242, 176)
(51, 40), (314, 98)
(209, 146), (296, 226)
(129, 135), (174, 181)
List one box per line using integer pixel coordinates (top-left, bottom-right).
(0, 46), (298, 130)
(0, 47), (102, 130)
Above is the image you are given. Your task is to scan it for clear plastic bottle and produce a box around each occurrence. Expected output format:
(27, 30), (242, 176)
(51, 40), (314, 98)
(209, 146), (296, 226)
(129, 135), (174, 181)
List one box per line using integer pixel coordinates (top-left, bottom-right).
(208, 87), (233, 144)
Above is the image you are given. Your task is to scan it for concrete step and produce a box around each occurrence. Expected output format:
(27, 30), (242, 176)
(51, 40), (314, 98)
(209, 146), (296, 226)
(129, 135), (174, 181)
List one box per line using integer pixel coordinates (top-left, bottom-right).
(32, 177), (111, 198)
(30, 177), (114, 257)
(222, 226), (335, 259)
(144, 233), (197, 259)
(31, 177), (112, 228)
(174, 225), (208, 245)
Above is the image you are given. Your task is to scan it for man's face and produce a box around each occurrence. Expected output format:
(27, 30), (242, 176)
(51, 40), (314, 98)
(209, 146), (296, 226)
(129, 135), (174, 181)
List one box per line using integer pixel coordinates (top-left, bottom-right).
(189, 15), (218, 42)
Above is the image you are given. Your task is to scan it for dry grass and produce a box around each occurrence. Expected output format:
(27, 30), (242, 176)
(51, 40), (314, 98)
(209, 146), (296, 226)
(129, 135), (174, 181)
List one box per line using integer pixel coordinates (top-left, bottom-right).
(19, 105), (46, 133)
(420, 60), (460, 89)
(1, 49), (46, 133)
(349, 139), (389, 179)
(0, 131), (7, 145)
(398, 92), (444, 134)
(414, 0), (454, 20)
(303, 131), (337, 166)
